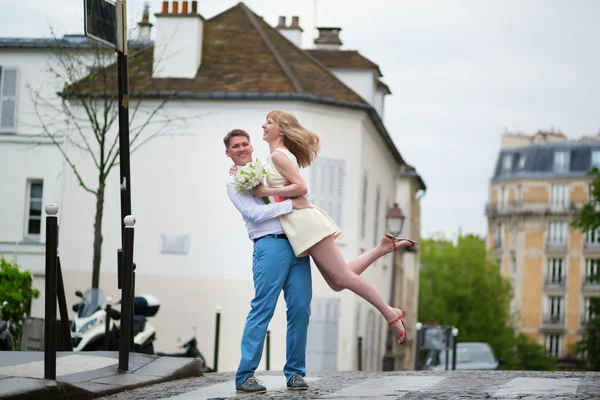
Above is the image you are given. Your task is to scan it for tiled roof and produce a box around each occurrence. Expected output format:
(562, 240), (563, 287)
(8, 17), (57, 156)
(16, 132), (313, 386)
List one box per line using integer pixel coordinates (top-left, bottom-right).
(67, 2), (365, 105)
(305, 49), (382, 77)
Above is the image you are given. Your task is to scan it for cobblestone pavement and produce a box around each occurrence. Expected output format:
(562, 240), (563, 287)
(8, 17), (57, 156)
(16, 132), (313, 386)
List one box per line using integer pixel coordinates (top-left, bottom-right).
(99, 370), (600, 399)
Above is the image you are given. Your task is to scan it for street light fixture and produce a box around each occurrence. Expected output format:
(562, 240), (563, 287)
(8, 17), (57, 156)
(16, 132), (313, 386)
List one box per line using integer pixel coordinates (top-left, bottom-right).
(382, 203), (406, 371)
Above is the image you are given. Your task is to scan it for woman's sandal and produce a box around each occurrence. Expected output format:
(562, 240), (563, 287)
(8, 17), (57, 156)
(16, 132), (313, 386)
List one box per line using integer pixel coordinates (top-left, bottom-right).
(388, 308), (407, 345)
(384, 233), (419, 252)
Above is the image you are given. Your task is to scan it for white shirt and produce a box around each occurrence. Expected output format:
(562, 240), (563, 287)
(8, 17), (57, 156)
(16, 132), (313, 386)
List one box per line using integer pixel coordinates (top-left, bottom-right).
(226, 175), (293, 241)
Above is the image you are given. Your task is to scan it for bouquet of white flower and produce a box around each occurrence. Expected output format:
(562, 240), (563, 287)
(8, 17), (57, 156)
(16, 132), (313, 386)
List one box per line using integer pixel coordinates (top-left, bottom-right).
(233, 159), (271, 204)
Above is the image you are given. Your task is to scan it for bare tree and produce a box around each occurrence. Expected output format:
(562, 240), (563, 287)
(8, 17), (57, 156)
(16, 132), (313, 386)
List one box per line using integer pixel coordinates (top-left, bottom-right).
(29, 39), (196, 288)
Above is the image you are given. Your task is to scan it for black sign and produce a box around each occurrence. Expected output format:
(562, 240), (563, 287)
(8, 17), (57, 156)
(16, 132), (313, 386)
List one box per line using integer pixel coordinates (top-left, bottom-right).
(84, 0), (117, 49)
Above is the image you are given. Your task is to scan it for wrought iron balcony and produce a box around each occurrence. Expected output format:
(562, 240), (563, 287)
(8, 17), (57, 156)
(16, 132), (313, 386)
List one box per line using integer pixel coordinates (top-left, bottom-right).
(485, 202), (579, 218)
(546, 241), (568, 253)
(541, 313), (566, 332)
(544, 276), (566, 292)
(581, 276), (600, 293)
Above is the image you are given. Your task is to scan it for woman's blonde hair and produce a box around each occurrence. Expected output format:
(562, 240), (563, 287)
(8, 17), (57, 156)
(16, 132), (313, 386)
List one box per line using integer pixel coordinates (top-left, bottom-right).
(267, 110), (320, 168)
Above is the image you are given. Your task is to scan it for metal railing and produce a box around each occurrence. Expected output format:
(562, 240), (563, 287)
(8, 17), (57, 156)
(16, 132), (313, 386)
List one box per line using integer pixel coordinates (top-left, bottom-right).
(544, 276), (567, 290)
(542, 313), (565, 325)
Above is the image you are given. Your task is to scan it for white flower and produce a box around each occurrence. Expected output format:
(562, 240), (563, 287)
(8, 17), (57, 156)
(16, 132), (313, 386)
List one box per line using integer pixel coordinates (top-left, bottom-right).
(233, 159), (268, 195)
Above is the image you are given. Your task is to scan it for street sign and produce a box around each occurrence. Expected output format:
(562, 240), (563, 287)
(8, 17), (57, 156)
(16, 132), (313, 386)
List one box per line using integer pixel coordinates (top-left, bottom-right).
(84, 0), (117, 50)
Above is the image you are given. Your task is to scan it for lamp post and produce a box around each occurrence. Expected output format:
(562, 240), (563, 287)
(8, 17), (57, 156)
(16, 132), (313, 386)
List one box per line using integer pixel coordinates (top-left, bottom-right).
(382, 203), (406, 371)
(451, 327), (459, 370)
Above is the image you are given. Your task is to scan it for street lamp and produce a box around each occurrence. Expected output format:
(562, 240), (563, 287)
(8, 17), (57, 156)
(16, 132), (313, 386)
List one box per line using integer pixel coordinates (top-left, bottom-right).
(451, 327), (459, 370)
(382, 203), (406, 371)
(386, 203), (406, 236)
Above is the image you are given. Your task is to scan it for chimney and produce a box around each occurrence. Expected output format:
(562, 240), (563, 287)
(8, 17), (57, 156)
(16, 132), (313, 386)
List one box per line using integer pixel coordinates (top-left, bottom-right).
(137, 2), (153, 41)
(275, 16), (303, 48)
(314, 27), (342, 50)
(153, 1), (205, 79)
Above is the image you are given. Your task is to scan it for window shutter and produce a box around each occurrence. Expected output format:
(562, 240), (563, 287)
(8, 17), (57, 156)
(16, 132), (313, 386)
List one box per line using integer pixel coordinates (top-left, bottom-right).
(0, 67), (19, 133)
(310, 158), (345, 227)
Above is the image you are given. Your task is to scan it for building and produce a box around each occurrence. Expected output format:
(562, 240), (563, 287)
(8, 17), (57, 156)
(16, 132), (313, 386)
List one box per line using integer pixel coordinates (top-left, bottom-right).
(485, 131), (599, 358)
(0, 2), (425, 372)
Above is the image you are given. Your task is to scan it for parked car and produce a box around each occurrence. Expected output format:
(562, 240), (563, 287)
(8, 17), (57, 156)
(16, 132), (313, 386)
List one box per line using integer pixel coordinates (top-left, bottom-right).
(424, 342), (500, 370)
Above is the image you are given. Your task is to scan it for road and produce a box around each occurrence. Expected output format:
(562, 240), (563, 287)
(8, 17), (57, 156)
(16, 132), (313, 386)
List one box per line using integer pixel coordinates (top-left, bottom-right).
(99, 370), (600, 399)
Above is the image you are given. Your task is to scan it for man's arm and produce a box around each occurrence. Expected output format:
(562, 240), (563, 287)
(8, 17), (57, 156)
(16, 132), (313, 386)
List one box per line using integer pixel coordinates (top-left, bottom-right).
(227, 180), (293, 223)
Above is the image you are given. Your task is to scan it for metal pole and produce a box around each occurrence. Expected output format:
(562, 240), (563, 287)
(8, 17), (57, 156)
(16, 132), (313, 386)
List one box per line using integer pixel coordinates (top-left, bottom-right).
(105, 303), (112, 351)
(414, 323), (423, 370)
(265, 330), (271, 371)
(382, 250), (397, 371)
(56, 257), (73, 351)
(213, 306), (221, 372)
(44, 204), (59, 380)
(357, 336), (363, 371)
(131, 263), (136, 350)
(444, 327), (450, 371)
(452, 327), (458, 371)
(118, 216), (135, 371)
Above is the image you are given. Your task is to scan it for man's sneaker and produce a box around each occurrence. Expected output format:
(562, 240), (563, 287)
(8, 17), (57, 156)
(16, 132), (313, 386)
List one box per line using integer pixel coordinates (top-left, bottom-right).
(236, 376), (267, 393)
(287, 375), (309, 390)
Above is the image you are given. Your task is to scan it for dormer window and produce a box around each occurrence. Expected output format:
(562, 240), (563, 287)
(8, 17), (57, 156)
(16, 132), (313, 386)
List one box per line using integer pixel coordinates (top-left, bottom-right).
(553, 150), (570, 172)
(502, 154), (512, 172)
(518, 155), (526, 169)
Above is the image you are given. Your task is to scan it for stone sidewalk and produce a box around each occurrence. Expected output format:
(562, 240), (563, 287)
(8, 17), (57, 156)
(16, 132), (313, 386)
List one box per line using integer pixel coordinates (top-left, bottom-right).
(0, 351), (203, 400)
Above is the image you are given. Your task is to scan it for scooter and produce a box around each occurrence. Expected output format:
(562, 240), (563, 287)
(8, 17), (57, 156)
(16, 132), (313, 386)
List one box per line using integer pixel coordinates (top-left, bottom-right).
(0, 301), (13, 351)
(157, 336), (213, 372)
(70, 288), (160, 354)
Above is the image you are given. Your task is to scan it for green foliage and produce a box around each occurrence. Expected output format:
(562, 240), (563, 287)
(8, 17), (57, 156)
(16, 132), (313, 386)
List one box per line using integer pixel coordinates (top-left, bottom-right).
(419, 234), (556, 371)
(0, 256), (40, 350)
(571, 168), (600, 371)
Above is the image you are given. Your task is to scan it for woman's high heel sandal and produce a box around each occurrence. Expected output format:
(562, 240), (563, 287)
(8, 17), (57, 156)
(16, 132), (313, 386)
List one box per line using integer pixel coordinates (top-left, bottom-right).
(384, 233), (419, 252)
(388, 308), (407, 345)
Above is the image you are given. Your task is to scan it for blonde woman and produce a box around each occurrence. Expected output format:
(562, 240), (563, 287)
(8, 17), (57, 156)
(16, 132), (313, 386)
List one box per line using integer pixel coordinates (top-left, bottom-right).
(251, 110), (417, 345)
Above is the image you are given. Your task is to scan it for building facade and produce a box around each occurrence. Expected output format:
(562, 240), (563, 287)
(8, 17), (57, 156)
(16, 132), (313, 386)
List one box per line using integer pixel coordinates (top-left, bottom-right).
(486, 131), (599, 358)
(0, 2), (425, 372)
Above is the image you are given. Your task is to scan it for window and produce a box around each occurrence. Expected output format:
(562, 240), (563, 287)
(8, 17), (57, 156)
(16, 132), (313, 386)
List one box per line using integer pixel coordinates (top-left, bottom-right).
(553, 150), (570, 172)
(586, 228), (600, 245)
(585, 259), (600, 282)
(25, 181), (43, 238)
(502, 154), (512, 171)
(550, 184), (569, 208)
(361, 173), (367, 239)
(499, 186), (507, 209)
(547, 296), (563, 319)
(548, 221), (566, 245)
(373, 187), (380, 246)
(518, 155), (527, 169)
(516, 184), (522, 205)
(495, 223), (503, 248)
(511, 252), (517, 274)
(547, 258), (564, 283)
(592, 150), (600, 170)
(545, 334), (562, 358)
(583, 297), (595, 323)
(310, 158), (345, 228)
(0, 66), (19, 133)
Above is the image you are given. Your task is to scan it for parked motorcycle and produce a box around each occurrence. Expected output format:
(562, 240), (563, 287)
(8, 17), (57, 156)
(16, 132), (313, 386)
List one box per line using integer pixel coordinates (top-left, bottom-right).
(157, 336), (213, 372)
(0, 301), (13, 351)
(70, 288), (160, 354)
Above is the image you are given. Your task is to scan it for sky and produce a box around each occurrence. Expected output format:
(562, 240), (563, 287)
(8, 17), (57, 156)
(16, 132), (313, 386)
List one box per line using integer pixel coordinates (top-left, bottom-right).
(2, 0), (600, 239)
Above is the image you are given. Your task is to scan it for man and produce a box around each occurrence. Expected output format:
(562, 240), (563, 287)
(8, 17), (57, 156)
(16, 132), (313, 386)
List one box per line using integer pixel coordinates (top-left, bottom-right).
(224, 129), (313, 394)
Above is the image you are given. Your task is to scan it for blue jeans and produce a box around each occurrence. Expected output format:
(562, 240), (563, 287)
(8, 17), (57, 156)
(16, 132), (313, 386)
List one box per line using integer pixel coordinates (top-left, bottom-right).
(235, 237), (312, 387)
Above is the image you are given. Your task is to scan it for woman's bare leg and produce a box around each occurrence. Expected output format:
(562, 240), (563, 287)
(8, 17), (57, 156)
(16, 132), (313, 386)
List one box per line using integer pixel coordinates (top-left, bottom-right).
(346, 236), (398, 275)
(309, 236), (406, 339)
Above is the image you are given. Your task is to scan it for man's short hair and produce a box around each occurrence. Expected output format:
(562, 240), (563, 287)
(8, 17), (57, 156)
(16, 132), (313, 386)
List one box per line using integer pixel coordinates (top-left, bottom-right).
(223, 129), (250, 148)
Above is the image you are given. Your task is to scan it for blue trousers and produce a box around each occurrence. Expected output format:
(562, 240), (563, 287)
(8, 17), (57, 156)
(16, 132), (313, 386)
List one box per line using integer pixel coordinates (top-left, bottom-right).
(235, 237), (312, 387)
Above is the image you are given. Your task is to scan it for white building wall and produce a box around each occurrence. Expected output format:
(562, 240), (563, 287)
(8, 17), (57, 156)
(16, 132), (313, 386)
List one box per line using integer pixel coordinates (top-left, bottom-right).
(0, 47), (405, 374)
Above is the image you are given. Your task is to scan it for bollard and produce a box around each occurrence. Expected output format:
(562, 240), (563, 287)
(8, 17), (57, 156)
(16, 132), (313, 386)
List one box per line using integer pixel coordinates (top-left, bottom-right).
(357, 336), (363, 371)
(56, 257), (73, 351)
(265, 330), (271, 371)
(414, 322), (423, 370)
(105, 298), (113, 351)
(452, 327), (459, 370)
(118, 215), (136, 371)
(444, 327), (451, 371)
(44, 204), (59, 380)
(213, 305), (221, 372)
(131, 263), (136, 350)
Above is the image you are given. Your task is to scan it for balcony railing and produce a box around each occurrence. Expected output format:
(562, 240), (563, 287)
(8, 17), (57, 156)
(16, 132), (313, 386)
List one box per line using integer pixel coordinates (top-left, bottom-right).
(583, 242), (600, 253)
(541, 314), (565, 332)
(582, 276), (600, 292)
(546, 241), (568, 252)
(485, 202), (579, 217)
(544, 276), (567, 291)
